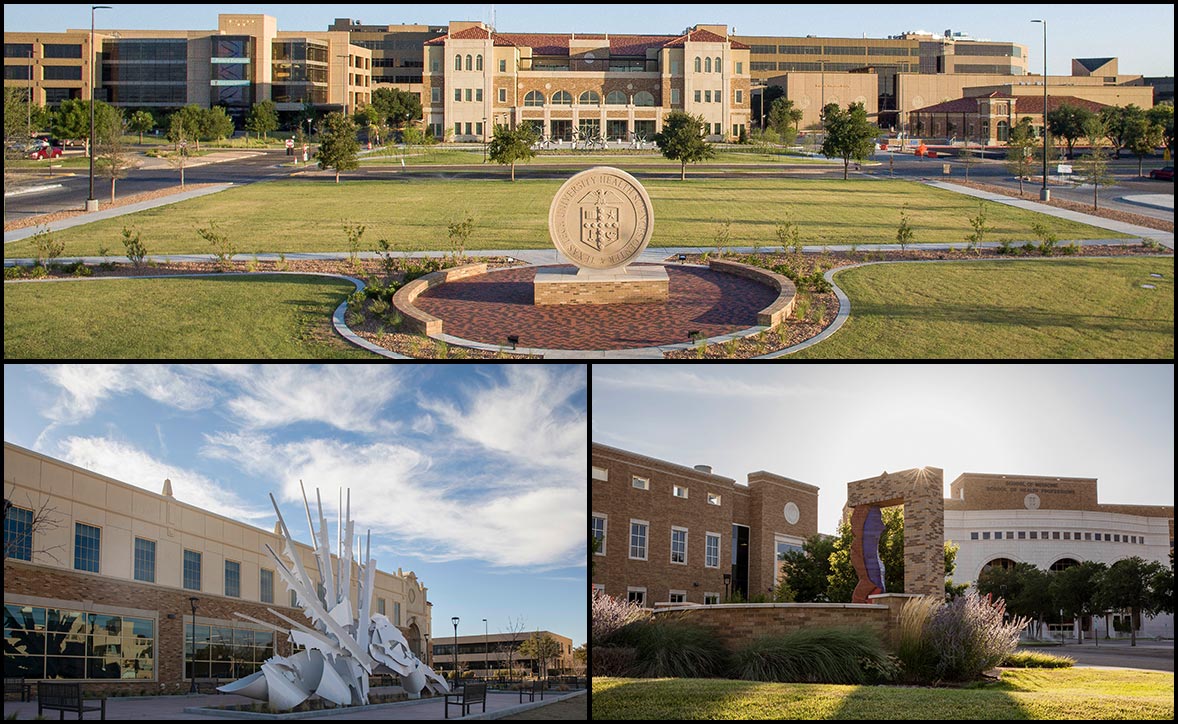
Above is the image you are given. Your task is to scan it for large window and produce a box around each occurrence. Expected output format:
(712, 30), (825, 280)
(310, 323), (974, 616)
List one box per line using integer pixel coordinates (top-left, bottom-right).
(43, 66), (83, 81)
(633, 91), (655, 107)
(185, 623), (273, 680)
(671, 527), (688, 564)
(4, 505), (33, 561)
(394, 601), (401, 627)
(74, 523), (100, 573)
(629, 520), (648, 560)
(3, 604), (154, 680)
(705, 532), (720, 568)
(183, 550), (201, 591)
(259, 569), (274, 604)
(133, 538), (155, 583)
(606, 90), (627, 105)
(43, 44), (83, 59)
(578, 90), (600, 105)
(592, 515), (607, 554)
(224, 560), (241, 598)
(524, 90), (544, 107)
(551, 90), (572, 105)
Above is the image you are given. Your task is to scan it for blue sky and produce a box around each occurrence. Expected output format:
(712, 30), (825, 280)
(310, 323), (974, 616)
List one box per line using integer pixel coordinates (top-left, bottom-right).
(3, 4), (1173, 76)
(593, 364), (1175, 537)
(3, 364), (587, 648)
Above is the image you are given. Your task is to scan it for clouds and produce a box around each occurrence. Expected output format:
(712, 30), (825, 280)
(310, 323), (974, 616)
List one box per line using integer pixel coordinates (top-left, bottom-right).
(39, 365), (217, 423)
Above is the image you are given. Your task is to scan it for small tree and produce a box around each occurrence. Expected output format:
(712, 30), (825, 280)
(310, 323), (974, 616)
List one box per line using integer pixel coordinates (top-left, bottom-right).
(1146, 102), (1174, 157)
(196, 220), (236, 269)
(1049, 561), (1107, 643)
(200, 106), (236, 144)
(1046, 103), (1095, 159)
(317, 111), (360, 183)
(487, 123), (537, 181)
(1123, 115), (1164, 178)
(1005, 119), (1037, 195)
(1099, 104), (1143, 159)
(1097, 557), (1167, 646)
(30, 226), (65, 267)
(121, 225), (148, 269)
(371, 87), (423, 130)
(958, 144), (979, 182)
(896, 203), (914, 251)
(170, 104), (205, 151)
(654, 111), (715, 180)
(4, 485), (65, 563)
(1075, 120), (1115, 210)
(519, 633), (562, 678)
(820, 102), (879, 180)
(446, 214), (475, 260)
(963, 202), (991, 256)
(128, 110), (155, 145)
(165, 115), (189, 189)
(767, 97), (799, 146)
(502, 616), (527, 679)
(50, 98), (93, 155)
(94, 106), (131, 203)
(244, 100), (278, 142)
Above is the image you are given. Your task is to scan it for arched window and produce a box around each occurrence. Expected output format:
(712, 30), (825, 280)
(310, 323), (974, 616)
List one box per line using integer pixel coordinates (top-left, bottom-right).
(633, 91), (654, 107)
(476, 54), (483, 71)
(579, 90), (601, 105)
(981, 558), (1018, 575)
(1050, 558), (1081, 572)
(454, 55), (462, 71)
(997, 120), (1010, 142)
(715, 57), (722, 73)
(465, 55), (473, 71)
(694, 57), (701, 73)
(524, 90), (544, 107)
(605, 90), (628, 105)
(704, 57), (712, 73)
(551, 90), (573, 105)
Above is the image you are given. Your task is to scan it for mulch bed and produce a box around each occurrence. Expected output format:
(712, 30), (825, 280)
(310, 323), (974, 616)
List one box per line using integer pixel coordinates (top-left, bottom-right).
(943, 179), (1174, 233)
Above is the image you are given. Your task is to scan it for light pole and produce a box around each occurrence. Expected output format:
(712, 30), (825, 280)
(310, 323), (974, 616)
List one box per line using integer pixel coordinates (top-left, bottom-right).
(482, 618), (488, 680)
(451, 616), (459, 686)
(87, 4), (112, 213)
(424, 634), (430, 668)
(1031, 19), (1049, 201)
(482, 116), (488, 163)
(188, 597), (199, 693)
(27, 50), (33, 140)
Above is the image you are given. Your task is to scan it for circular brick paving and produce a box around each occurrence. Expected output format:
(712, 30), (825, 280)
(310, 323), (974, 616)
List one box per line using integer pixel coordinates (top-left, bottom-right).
(415, 263), (778, 350)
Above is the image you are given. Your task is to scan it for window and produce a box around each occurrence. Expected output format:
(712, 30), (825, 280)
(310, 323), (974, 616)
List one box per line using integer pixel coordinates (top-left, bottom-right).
(705, 57), (712, 73)
(673, 485), (688, 499)
(694, 90), (702, 103)
(971, 532), (979, 540)
(476, 54), (483, 71)
(705, 532), (720, 568)
(186, 622), (272, 680)
(74, 523), (101, 573)
(1006, 532), (1014, 540)
(671, 88), (681, 105)
(606, 90), (627, 105)
(629, 520), (648, 560)
(1030, 531), (1038, 539)
(671, 527), (688, 564)
(378, 598), (386, 615)
(705, 90), (712, 103)
(432, 87), (441, 103)
(290, 589), (298, 608)
(499, 87), (506, 103)
(184, 549), (202, 591)
(632, 476), (649, 490)
(633, 91), (654, 106)
(499, 59), (506, 72)
(1018, 531), (1026, 539)
(465, 55), (472, 71)
(551, 90), (572, 105)
(465, 88), (472, 102)
(524, 90), (544, 106)
(579, 90), (600, 105)
(225, 560), (241, 598)
(4, 605), (155, 681)
(592, 583), (605, 594)
(627, 587), (646, 606)
(43, 44), (83, 59)
(715, 57), (722, 72)
(982, 532), (990, 540)
(1114, 534), (1121, 542)
(465, 122), (472, 135)
(455, 55), (461, 70)
(475, 88), (483, 102)
(260, 568), (274, 603)
(592, 515), (607, 555)
(1063, 532), (1071, 540)
(694, 57), (701, 72)
(133, 538), (156, 583)
(669, 591), (687, 603)
(704, 593), (719, 605)
(1084, 532), (1091, 541)
(4, 505), (33, 562)
(715, 90), (722, 103)
(736, 61), (743, 74)
(707, 493), (721, 506)
(1052, 531), (1060, 540)
(43, 66), (82, 81)
(454, 122), (461, 137)
(1042, 531), (1050, 540)
(394, 601), (401, 626)
(736, 89), (743, 104)
(454, 88), (462, 102)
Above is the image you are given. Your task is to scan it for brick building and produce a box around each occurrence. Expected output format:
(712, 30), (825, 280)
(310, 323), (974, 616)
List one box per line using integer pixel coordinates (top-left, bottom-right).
(429, 631), (575, 678)
(591, 443), (818, 606)
(3, 442), (432, 692)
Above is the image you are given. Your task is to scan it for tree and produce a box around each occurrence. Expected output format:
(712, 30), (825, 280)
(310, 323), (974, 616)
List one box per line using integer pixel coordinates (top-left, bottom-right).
(487, 123), (537, 181)
(1075, 116), (1115, 209)
(776, 533), (836, 602)
(169, 105), (204, 151)
(1097, 557), (1167, 646)
(244, 100), (278, 141)
(51, 98), (94, 155)
(1049, 561), (1107, 643)
(4, 485), (65, 564)
(501, 616), (527, 678)
(572, 644), (587, 673)
(518, 633), (562, 677)
(755, 85), (785, 129)
(1146, 102), (1174, 156)
(371, 87), (422, 129)
(1123, 115), (1164, 178)
(767, 97), (799, 146)
(653, 111), (715, 180)
(200, 106), (236, 144)
(958, 143), (980, 181)
(316, 111), (360, 183)
(896, 203), (914, 251)
(165, 114), (190, 189)
(1005, 118), (1038, 194)
(127, 110), (154, 145)
(1099, 104), (1144, 159)
(1046, 103), (1095, 159)
(820, 102), (879, 180)
(94, 105), (131, 203)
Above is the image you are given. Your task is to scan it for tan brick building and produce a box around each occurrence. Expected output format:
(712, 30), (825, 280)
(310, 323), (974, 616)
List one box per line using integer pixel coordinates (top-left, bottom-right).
(429, 631), (575, 678)
(422, 22), (751, 143)
(3, 442), (432, 691)
(591, 443), (818, 606)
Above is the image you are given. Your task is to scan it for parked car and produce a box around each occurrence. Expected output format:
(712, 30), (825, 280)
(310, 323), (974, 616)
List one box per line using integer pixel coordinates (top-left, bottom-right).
(1148, 166), (1174, 181)
(27, 140), (63, 160)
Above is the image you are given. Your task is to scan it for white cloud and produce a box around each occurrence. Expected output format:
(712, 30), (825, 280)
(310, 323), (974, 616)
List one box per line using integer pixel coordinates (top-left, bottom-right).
(225, 365), (403, 433)
(38, 365), (216, 423)
(56, 436), (272, 523)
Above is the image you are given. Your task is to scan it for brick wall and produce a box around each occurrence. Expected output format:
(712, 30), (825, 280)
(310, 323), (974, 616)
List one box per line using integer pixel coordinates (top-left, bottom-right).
(653, 603), (890, 652)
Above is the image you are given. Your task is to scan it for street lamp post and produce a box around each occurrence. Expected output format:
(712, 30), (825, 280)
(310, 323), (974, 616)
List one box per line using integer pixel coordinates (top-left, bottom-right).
(27, 50), (33, 140)
(451, 616), (459, 686)
(424, 634), (430, 667)
(1031, 19), (1049, 201)
(188, 597), (199, 694)
(482, 618), (488, 680)
(87, 5), (112, 213)
(482, 117), (488, 163)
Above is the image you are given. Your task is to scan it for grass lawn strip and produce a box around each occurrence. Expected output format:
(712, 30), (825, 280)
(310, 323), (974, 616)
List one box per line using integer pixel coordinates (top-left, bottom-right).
(790, 257), (1174, 359)
(591, 669), (1174, 720)
(3, 178), (1130, 259)
(3, 274), (378, 359)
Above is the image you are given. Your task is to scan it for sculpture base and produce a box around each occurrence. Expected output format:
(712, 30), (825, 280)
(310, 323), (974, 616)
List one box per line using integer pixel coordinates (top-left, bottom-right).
(533, 265), (669, 305)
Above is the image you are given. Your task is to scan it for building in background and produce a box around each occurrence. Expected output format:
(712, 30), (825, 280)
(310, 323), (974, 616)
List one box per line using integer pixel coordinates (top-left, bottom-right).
(429, 631), (575, 678)
(327, 18), (447, 99)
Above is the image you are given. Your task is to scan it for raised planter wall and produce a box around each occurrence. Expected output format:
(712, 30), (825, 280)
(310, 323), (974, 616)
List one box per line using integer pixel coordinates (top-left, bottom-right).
(707, 260), (796, 327)
(391, 263), (488, 336)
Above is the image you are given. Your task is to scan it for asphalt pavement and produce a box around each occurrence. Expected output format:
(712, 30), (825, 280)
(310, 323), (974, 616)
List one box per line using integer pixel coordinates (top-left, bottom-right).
(1017, 639), (1174, 672)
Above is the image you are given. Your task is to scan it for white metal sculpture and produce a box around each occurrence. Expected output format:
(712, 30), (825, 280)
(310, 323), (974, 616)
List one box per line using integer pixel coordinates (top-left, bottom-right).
(217, 483), (449, 710)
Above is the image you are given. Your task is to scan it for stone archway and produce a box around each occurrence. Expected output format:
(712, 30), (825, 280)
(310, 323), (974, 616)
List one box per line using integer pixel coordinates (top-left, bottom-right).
(847, 467), (944, 603)
(406, 621), (423, 659)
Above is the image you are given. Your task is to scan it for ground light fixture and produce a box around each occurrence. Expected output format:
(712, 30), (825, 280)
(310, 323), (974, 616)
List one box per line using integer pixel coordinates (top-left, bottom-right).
(507, 335), (520, 350)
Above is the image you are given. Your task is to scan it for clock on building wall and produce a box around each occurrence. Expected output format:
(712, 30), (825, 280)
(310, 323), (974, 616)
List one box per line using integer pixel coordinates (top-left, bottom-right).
(1024, 493), (1041, 510)
(784, 502), (800, 525)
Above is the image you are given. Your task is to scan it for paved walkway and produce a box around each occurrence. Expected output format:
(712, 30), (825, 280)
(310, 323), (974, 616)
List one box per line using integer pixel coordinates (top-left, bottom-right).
(1120, 193), (1175, 212)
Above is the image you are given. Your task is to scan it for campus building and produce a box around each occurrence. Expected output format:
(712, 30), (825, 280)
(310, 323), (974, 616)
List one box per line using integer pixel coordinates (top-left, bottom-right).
(593, 444), (1174, 639)
(3, 442), (433, 691)
(421, 22), (752, 143)
(428, 631), (576, 678)
(326, 19), (447, 96)
(3, 14), (371, 126)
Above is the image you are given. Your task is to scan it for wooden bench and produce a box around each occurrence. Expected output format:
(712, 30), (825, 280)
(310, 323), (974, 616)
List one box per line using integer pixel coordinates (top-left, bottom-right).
(5, 677), (33, 702)
(444, 682), (486, 719)
(518, 678), (544, 703)
(37, 682), (106, 720)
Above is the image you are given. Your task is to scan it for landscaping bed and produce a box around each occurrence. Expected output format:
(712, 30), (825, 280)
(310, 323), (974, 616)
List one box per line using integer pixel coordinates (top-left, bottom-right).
(944, 179), (1174, 233)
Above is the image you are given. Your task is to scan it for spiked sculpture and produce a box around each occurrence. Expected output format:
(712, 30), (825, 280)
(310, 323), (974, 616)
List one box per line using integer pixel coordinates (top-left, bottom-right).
(217, 482), (449, 710)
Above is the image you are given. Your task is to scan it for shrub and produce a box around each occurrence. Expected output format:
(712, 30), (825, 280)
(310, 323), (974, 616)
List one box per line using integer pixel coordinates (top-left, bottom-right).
(31, 226), (66, 267)
(196, 220), (236, 267)
(1031, 221), (1057, 256)
(590, 645), (639, 678)
(606, 615), (728, 679)
(1001, 650), (1075, 668)
(895, 595), (941, 681)
(730, 627), (896, 685)
(591, 589), (650, 645)
(922, 591), (1029, 682)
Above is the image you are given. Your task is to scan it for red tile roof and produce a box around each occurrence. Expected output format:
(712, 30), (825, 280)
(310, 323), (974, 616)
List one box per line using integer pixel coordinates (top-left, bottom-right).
(911, 94), (1110, 115)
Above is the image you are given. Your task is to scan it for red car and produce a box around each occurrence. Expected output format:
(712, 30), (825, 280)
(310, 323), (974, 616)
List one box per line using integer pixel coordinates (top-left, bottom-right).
(1148, 166), (1174, 181)
(27, 141), (63, 160)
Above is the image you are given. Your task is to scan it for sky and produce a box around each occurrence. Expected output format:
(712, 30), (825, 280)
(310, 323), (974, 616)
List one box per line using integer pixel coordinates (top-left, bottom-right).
(2, 4), (1173, 77)
(592, 364), (1175, 537)
(3, 364), (587, 648)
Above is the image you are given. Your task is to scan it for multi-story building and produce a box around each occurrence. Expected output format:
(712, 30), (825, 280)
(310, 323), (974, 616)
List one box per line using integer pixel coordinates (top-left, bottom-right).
(591, 443), (819, 606)
(429, 631), (575, 677)
(3, 14), (371, 126)
(3, 442), (432, 691)
(327, 18), (447, 97)
(421, 22), (752, 143)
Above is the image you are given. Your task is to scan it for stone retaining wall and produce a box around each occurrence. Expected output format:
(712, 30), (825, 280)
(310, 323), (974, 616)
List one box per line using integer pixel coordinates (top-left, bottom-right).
(391, 263), (488, 336)
(707, 260), (796, 327)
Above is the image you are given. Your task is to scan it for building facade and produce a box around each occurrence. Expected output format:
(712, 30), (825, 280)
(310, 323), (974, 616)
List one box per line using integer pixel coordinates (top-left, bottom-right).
(591, 443), (819, 607)
(422, 22), (752, 143)
(327, 18), (447, 97)
(429, 631), (575, 678)
(3, 442), (432, 691)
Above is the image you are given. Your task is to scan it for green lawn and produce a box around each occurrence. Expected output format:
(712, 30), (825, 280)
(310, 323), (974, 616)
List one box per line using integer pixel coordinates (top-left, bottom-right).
(789, 257), (1173, 358)
(592, 669), (1175, 720)
(360, 147), (839, 167)
(3, 275), (378, 359)
(4, 178), (1130, 258)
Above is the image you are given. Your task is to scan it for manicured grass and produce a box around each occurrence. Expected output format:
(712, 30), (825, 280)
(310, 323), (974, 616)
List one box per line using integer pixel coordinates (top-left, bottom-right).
(4, 178), (1129, 258)
(361, 147), (838, 167)
(791, 257), (1174, 359)
(592, 669), (1175, 720)
(3, 275), (378, 359)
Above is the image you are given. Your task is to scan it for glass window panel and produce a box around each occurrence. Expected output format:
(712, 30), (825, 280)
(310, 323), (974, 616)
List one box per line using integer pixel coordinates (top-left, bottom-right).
(5, 628), (45, 656)
(225, 560), (241, 598)
(134, 538), (156, 583)
(88, 658), (122, 679)
(87, 635), (120, 658)
(89, 614), (121, 636)
(185, 660), (210, 679)
(257, 644), (273, 661)
(210, 661), (232, 678)
(633, 91), (655, 107)
(124, 618), (153, 639)
(43, 44), (83, 59)
(4, 506), (34, 561)
(3, 654), (45, 678)
(260, 569), (274, 604)
(253, 630), (273, 647)
(74, 523), (101, 573)
(123, 636), (152, 662)
(183, 550), (201, 591)
(47, 631), (87, 657)
(4, 604), (45, 630)
(233, 628), (253, 645)
(45, 657), (85, 679)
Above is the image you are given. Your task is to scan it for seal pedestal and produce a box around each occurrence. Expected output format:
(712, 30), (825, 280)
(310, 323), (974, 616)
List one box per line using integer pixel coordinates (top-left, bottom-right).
(533, 265), (669, 305)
